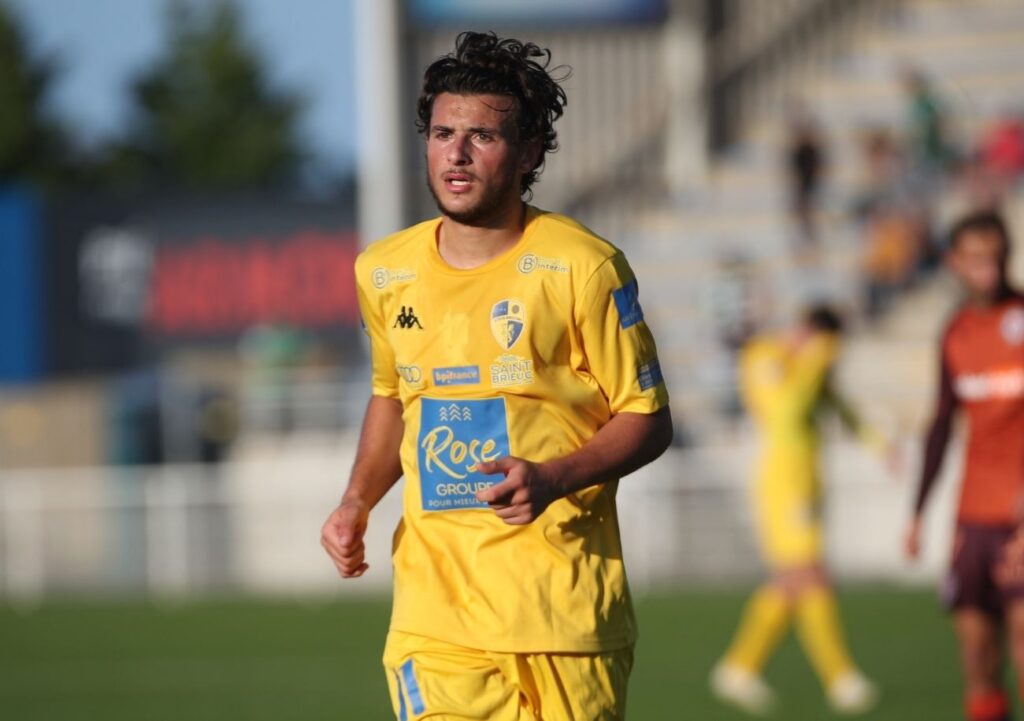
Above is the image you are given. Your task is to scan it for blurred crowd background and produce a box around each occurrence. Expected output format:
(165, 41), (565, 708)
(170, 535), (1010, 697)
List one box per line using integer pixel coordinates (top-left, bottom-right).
(1, 0), (1024, 606)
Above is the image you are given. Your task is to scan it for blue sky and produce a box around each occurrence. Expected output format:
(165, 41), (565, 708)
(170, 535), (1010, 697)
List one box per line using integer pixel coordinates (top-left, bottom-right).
(8, 0), (357, 177)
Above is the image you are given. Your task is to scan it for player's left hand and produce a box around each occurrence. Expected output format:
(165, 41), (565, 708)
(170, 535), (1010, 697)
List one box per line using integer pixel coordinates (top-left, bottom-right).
(475, 456), (559, 525)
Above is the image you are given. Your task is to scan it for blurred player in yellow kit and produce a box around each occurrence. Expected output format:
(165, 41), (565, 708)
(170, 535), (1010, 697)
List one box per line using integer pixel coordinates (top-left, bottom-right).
(712, 306), (880, 715)
(319, 32), (672, 720)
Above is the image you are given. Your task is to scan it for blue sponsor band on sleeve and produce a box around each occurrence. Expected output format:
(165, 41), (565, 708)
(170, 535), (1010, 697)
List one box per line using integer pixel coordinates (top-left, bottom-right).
(612, 278), (644, 329)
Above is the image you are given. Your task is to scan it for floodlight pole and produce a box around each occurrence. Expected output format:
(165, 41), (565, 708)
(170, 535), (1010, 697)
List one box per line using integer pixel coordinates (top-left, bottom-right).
(663, 0), (708, 195)
(354, 0), (406, 248)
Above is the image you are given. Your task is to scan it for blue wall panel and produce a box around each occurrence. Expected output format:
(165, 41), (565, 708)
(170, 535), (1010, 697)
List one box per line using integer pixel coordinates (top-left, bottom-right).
(0, 188), (43, 382)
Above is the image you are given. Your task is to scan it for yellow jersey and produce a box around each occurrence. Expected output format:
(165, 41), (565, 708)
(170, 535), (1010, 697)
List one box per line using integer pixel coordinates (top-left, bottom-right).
(739, 335), (838, 565)
(355, 206), (668, 653)
(739, 335), (839, 453)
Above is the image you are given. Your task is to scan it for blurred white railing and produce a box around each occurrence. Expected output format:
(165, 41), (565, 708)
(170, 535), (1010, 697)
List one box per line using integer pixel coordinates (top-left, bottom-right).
(0, 437), (959, 601)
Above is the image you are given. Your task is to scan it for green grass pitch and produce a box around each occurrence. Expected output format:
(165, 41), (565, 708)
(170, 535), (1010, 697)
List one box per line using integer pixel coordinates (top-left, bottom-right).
(1, 587), (965, 720)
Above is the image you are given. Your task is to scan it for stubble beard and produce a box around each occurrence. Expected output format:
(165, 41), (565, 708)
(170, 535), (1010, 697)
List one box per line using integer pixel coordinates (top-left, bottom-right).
(426, 164), (521, 226)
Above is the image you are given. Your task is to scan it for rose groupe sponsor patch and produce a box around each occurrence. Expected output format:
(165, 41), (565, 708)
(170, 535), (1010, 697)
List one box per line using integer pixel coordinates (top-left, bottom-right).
(418, 397), (510, 511)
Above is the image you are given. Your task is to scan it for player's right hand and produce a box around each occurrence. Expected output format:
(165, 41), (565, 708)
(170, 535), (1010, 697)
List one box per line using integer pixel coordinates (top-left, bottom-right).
(884, 440), (906, 478)
(904, 516), (923, 560)
(321, 500), (370, 578)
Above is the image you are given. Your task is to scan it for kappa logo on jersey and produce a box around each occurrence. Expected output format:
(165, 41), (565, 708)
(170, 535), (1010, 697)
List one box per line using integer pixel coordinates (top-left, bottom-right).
(490, 299), (526, 350)
(394, 306), (424, 330)
(612, 279), (644, 329)
(418, 397), (510, 511)
(371, 266), (416, 290)
(1002, 307), (1024, 346)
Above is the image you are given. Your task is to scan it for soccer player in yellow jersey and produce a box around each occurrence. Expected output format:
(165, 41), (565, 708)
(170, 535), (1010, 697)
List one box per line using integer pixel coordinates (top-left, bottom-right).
(712, 307), (879, 716)
(320, 32), (672, 720)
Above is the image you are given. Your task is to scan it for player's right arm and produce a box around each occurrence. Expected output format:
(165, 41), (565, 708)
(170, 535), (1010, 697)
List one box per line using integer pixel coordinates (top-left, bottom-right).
(321, 395), (404, 578)
(905, 354), (958, 559)
(321, 254), (403, 578)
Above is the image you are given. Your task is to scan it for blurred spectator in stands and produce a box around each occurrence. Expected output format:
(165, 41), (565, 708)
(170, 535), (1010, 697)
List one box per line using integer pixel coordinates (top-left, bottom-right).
(902, 68), (955, 177)
(196, 388), (239, 463)
(861, 211), (923, 318)
(936, 112), (1022, 238)
(786, 109), (827, 249)
(852, 130), (906, 219)
(979, 110), (1024, 191)
(239, 323), (308, 433)
(852, 129), (930, 319)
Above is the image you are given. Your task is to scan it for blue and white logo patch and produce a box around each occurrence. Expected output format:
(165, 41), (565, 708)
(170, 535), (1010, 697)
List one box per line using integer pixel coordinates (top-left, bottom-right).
(638, 359), (663, 390)
(490, 299), (526, 350)
(418, 397), (510, 511)
(432, 365), (480, 386)
(612, 279), (644, 329)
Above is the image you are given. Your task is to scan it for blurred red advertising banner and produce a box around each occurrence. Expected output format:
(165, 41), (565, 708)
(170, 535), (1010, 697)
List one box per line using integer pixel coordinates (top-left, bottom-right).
(148, 230), (358, 334)
(44, 192), (360, 375)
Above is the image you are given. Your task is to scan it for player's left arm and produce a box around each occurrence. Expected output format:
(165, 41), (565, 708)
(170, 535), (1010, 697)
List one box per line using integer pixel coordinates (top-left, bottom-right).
(477, 251), (672, 524)
(822, 376), (886, 449)
(476, 407), (672, 524)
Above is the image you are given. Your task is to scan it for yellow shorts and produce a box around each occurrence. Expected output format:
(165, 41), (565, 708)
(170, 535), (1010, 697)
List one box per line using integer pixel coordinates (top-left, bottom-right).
(382, 631), (633, 721)
(753, 465), (823, 569)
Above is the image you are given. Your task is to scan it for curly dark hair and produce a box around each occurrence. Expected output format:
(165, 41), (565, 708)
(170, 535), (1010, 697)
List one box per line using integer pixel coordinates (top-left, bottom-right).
(417, 31), (569, 198)
(948, 209), (1011, 253)
(804, 304), (845, 335)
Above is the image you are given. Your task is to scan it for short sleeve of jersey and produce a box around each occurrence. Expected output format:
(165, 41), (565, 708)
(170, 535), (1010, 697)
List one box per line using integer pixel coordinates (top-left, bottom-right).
(354, 261), (399, 399)
(576, 252), (669, 414)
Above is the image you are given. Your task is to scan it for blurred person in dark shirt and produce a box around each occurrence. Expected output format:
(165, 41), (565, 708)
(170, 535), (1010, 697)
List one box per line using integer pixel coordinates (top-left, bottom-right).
(787, 111), (827, 249)
(903, 68), (954, 175)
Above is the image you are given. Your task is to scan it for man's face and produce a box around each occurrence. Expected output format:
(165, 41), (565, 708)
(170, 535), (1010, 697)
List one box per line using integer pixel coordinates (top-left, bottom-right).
(425, 93), (533, 225)
(792, 325), (840, 354)
(948, 229), (1007, 300)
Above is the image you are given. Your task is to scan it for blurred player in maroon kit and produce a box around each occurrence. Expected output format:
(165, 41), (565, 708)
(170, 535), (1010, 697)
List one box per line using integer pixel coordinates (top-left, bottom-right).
(907, 210), (1024, 721)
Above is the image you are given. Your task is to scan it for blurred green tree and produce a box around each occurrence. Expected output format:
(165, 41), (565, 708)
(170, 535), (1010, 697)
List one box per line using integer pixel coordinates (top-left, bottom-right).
(107, 0), (304, 191)
(0, 4), (74, 188)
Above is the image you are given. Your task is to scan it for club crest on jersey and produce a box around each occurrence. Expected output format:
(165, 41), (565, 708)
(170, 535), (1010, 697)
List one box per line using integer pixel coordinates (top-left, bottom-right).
(490, 299), (526, 350)
(1002, 307), (1024, 346)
